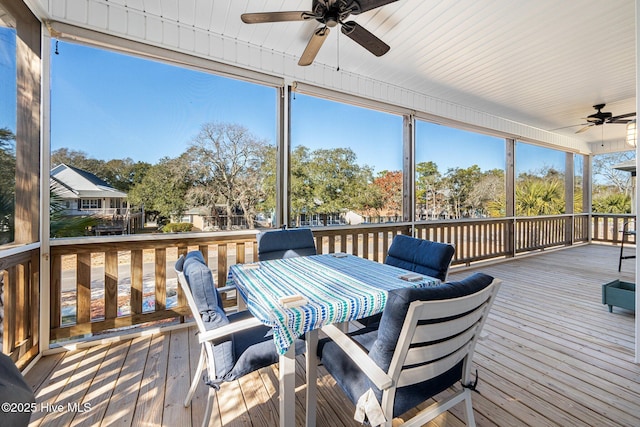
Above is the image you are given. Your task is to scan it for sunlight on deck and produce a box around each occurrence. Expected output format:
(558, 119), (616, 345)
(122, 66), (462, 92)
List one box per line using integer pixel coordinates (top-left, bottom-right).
(26, 244), (639, 426)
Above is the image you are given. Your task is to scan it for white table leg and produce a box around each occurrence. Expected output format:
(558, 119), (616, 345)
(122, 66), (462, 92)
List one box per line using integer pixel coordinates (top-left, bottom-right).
(279, 345), (296, 427)
(305, 329), (318, 427)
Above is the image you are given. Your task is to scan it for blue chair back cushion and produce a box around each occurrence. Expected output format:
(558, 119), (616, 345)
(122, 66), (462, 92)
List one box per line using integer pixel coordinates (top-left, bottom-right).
(182, 251), (234, 379)
(181, 251), (304, 387)
(257, 228), (317, 261)
(385, 234), (455, 281)
(319, 272), (494, 418)
(0, 353), (35, 427)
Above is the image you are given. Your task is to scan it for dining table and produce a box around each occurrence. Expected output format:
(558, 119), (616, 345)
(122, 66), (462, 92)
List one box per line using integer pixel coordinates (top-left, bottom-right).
(227, 252), (441, 427)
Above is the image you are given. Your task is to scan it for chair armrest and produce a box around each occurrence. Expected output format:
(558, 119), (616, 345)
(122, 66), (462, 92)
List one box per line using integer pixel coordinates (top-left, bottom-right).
(217, 284), (236, 293)
(321, 324), (393, 390)
(198, 316), (263, 344)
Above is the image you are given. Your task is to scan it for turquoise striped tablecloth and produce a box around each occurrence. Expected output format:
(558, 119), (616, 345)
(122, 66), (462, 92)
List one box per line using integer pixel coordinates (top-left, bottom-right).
(228, 254), (440, 355)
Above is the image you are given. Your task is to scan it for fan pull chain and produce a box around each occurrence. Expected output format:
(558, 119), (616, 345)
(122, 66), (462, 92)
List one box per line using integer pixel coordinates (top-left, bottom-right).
(336, 28), (340, 71)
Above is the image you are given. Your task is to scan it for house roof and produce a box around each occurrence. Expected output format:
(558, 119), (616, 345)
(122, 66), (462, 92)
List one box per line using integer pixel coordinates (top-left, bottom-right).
(35, 0), (636, 155)
(50, 164), (128, 199)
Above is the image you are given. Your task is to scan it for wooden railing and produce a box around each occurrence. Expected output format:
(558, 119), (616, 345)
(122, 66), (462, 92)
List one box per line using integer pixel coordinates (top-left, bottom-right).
(0, 245), (40, 370)
(41, 213), (631, 346)
(591, 213), (636, 244)
(415, 218), (512, 265)
(49, 231), (259, 343)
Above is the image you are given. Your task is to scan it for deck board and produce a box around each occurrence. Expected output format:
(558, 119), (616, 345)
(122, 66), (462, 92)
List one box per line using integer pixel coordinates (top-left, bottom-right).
(26, 244), (640, 426)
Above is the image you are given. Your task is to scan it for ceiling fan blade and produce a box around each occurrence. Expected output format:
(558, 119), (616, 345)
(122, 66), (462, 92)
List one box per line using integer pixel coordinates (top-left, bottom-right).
(609, 112), (636, 123)
(299, 27), (330, 66)
(350, 0), (399, 14)
(241, 11), (312, 24)
(341, 21), (390, 57)
(575, 124), (594, 134)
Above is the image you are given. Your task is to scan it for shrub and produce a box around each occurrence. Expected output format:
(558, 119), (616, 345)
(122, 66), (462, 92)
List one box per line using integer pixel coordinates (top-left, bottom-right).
(160, 222), (193, 233)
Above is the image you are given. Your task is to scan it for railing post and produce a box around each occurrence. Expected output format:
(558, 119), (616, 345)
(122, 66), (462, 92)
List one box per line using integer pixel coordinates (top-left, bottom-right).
(508, 218), (516, 258)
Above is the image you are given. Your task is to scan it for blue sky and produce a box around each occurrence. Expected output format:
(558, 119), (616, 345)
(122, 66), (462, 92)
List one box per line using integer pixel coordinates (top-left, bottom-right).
(0, 27), (16, 134)
(4, 36), (566, 177)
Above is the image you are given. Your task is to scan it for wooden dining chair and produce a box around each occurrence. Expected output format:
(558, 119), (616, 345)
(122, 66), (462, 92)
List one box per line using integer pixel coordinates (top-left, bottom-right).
(318, 273), (501, 427)
(175, 251), (303, 427)
(256, 227), (317, 261)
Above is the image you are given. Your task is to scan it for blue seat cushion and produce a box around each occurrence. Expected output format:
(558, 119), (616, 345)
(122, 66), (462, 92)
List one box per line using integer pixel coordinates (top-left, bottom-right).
(257, 228), (317, 261)
(385, 234), (455, 281)
(319, 272), (494, 418)
(223, 310), (306, 382)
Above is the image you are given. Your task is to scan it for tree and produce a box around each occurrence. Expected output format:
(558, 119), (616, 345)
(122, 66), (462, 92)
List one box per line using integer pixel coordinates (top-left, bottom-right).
(593, 151), (634, 195)
(467, 169), (505, 217)
(416, 161), (442, 219)
(51, 148), (105, 174)
(290, 146), (317, 224)
(187, 122), (271, 230)
(373, 170), (402, 217)
(444, 165), (483, 218)
(0, 128), (15, 244)
(305, 147), (377, 224)
(49, 188), (98, 238)
(593, 193), (631, 213)
(101, 158), (151, 193)
(515, 177), (564, 216)
(128, 155), (192, 223)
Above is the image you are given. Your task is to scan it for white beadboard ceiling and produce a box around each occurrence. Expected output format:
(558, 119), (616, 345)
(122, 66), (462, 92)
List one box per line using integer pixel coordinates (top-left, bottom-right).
(32, 0), (637, 149)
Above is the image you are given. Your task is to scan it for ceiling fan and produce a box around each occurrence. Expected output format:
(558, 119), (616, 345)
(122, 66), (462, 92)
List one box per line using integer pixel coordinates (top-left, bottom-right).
(241, 0), (398, 66)
(574, 104), (636, 134)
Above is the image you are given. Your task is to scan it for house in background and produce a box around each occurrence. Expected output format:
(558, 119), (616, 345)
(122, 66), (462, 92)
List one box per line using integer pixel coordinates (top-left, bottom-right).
(50, 163), (129, 217)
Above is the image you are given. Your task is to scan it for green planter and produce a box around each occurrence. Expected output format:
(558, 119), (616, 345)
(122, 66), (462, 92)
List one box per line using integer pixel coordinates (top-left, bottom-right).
(602, 280), (636, 313)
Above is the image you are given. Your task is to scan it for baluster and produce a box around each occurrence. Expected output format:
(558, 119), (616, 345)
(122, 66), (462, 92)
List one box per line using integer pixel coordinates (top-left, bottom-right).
(105, 251), (118, 319)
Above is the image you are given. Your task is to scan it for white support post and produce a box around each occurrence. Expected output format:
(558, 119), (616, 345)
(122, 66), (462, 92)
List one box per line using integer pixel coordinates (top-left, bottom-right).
(635, 0), (639, 364)
(39, 23), (52, 354)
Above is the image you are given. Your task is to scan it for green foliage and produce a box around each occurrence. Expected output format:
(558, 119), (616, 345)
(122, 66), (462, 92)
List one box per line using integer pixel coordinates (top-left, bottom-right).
(49, 188), (99, 238)
(515, 176), (565, 216)
(160, 222), (194, 233)
(0, 127), (16, 244)
(444, 165), (483, 218)
(127, 155), (192, 222)
(592, 193), (631, 214)
(288, 146), (379, 224)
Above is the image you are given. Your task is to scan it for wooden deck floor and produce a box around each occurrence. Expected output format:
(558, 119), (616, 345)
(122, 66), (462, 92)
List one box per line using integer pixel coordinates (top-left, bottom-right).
(24, 243), (640, 426)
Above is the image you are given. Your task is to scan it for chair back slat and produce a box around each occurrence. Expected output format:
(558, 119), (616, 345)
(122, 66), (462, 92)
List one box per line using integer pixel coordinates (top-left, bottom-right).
(403, 322), (478, 366)
(411, 303), (487, 344)
(397, 342), (473, 388)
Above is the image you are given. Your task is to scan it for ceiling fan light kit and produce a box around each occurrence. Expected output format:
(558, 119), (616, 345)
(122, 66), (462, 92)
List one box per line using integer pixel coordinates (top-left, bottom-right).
(626, 120), (636, 148)
(241, 0), (398, 66)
